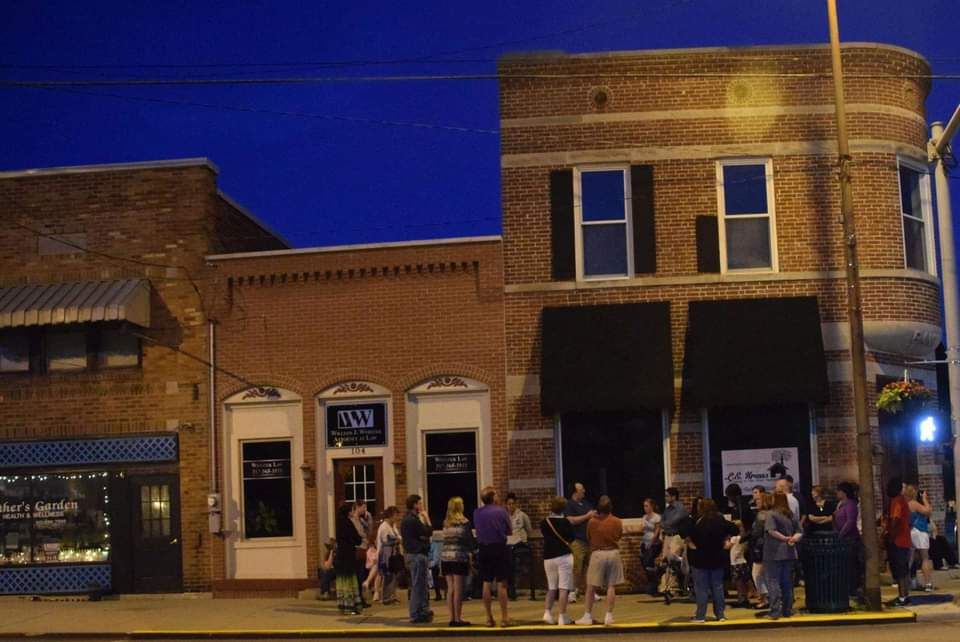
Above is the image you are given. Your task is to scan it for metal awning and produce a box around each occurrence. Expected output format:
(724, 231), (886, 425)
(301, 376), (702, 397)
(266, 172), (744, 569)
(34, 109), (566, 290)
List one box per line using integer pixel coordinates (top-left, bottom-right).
(0, 279), (151, 329)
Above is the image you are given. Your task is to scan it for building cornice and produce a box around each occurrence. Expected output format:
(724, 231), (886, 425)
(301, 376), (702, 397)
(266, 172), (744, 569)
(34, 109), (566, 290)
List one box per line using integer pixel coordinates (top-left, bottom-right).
(0, 157), (219, 179)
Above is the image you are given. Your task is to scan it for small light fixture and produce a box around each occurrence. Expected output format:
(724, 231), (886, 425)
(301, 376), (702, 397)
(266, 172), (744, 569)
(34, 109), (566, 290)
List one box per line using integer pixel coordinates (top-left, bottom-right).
(300, 464), (316, 487)
(919, 416), (937, 443)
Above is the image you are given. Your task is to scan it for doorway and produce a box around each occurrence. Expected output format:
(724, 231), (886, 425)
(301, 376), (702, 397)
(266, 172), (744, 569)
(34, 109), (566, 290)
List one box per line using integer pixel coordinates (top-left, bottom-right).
(333, 458), (384, 519)
(129, 474), (182, 592)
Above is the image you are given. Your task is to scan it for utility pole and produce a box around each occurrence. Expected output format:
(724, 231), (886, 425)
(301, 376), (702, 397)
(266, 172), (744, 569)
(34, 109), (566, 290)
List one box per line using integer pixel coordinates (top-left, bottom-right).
(826, 0), (881, 611)
(929, 106), (960, 561)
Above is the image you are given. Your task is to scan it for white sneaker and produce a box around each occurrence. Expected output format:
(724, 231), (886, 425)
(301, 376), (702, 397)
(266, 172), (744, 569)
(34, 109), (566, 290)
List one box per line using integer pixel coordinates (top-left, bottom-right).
(568, 590), (578, 603)
(542, 610), (555, 625)
(575, 613), (593, 625)
(604, 612), (614, 625)
(558, 614), (573, 626)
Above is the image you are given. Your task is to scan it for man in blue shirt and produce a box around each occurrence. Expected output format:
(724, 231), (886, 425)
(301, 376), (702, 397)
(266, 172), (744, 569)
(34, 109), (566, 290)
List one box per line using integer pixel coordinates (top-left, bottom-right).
(400, 494), (434, 623)
(564, 482), (596, 603)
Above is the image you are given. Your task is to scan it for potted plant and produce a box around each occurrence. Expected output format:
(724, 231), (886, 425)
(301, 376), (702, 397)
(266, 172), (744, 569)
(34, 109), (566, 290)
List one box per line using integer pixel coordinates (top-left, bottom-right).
(876, 380), (932, 415)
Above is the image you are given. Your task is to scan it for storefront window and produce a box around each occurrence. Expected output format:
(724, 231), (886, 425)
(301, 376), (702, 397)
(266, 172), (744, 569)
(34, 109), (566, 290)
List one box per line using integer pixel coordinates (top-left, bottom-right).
(241, 440), (294, 538)
(561, 411), (664, 518)
(0, 472), (111, 565)
(425, 431), (479, 529)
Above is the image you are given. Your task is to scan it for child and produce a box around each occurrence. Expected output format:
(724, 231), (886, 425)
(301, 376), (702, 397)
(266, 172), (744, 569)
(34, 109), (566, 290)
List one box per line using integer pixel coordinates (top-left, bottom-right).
(729, 522), (751, 608)
(362, 532), (381, 601)
(319, 538), (337, 600)
(428, 532), (445, 601)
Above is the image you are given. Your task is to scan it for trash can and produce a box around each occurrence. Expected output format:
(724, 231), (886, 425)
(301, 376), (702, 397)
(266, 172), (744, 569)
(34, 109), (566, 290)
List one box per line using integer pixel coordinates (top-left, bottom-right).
(801, 532), (851, 613)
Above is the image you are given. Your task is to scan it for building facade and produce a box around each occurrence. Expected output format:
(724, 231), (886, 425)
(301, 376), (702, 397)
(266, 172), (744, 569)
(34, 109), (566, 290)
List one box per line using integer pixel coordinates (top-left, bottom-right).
(498, 42), (947, 579)
(0, 160), (286, 595)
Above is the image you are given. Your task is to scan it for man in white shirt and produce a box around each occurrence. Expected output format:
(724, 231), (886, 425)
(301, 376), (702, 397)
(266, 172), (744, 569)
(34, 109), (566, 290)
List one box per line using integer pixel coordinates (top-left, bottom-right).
(775, 477), (801, 517)
(506, 492), (533, 600)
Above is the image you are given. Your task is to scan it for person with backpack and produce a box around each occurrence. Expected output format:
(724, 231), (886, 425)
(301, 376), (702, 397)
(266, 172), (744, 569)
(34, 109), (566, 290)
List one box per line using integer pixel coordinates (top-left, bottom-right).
(748, 492), (772, 610)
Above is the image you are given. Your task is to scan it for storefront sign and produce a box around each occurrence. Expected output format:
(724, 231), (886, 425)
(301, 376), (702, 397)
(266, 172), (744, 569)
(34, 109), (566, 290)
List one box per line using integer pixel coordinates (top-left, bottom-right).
(720, 447), (800, 491)
(426, 453), (476, 475)
(326, 402), (387, 448)
(242, 459), (290, 480)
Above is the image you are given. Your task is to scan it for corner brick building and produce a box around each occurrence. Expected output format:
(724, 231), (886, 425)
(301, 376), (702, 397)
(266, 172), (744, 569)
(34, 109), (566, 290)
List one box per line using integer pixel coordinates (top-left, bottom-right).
(499, 41), (947, 584)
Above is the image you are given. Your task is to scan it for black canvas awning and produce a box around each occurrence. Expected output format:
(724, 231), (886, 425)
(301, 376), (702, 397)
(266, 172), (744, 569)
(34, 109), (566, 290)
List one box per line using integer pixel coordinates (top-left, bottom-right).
(540, 302), (674, 415)
(683, 297), (829, 407)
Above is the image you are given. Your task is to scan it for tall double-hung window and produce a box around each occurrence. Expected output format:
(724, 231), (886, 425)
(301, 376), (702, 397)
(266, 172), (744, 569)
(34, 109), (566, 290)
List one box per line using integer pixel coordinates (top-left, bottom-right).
(716, 159), (778, 272)
(898, 158), (935, 274)
(574, 167), (633, 279)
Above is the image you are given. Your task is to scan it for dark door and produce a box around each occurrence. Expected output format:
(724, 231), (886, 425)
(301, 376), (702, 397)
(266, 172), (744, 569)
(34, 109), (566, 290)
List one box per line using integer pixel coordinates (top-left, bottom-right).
(130, 475), (182, 592)
(333, 458), (384, 520)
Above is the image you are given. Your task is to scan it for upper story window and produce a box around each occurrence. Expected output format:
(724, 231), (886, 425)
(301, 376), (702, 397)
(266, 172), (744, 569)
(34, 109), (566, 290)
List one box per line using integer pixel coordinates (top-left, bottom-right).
(0, 324), (141, 375)
(574, 167), (633, 279)
(898, 158), (935, 274)
(716, 159), (778, 272)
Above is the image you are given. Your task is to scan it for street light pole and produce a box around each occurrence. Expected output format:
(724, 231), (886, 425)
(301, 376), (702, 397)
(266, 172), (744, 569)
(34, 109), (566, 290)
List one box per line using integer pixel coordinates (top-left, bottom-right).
(929, 105), (960, 560)
(826, 0), (882, 611)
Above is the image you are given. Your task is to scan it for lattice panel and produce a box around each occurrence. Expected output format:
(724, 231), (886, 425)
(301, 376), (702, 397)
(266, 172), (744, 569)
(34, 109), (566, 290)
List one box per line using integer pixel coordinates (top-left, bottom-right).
(0, 435), (177, 468)
(0, 564), (111, 594)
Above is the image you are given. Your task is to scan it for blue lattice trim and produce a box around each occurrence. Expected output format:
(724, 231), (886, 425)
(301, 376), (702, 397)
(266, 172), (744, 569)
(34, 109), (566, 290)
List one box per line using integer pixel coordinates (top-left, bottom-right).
(0, 435), (178, 468)
(0, 564), (111, 594)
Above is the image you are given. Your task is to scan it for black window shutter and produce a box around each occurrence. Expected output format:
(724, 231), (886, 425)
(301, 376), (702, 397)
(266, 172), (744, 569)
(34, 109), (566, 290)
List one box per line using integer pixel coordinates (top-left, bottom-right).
(549, 169), (575, 281)
(630, 165), (656, 274)
(695, 215), (721, 273)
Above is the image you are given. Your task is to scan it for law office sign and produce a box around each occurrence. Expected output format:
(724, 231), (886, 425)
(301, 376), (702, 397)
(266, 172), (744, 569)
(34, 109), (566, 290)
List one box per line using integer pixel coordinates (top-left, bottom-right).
(721, 447), (800, 492)
(326, 402), (387, 448)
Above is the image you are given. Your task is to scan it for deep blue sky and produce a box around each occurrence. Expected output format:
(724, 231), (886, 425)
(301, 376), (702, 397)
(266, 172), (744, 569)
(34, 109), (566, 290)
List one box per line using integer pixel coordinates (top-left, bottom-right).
(2, 1), (958, 248)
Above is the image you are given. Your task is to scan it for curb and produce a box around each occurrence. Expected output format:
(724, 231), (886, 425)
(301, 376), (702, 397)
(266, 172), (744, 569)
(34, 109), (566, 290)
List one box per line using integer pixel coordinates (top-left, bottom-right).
(0, 610), (917, 639)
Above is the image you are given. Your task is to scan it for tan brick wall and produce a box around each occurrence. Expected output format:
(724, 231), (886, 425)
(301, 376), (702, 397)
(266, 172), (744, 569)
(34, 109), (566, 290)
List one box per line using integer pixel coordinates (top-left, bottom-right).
(0, 163), (284, 591)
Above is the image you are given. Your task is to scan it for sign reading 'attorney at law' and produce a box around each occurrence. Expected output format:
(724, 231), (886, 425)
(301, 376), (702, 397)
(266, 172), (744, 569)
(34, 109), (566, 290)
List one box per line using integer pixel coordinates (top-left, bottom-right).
(325, 402), (387, 448)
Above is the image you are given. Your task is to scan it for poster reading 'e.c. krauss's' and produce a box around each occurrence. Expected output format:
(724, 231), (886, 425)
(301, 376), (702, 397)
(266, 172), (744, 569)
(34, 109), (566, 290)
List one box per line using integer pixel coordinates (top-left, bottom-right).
(720, 447), (799, 492)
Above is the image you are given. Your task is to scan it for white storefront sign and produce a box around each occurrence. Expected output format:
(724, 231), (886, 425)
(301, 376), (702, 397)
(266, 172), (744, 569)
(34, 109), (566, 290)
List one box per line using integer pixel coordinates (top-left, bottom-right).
(721, 447), (799, 491)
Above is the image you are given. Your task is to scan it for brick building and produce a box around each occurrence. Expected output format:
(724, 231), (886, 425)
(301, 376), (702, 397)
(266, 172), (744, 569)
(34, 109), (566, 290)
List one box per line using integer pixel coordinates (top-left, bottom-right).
(499, 40), (948, 583)
(203, 237), (505, 593)
(0, 159), (286, 594)
(1, 40), (951, 597)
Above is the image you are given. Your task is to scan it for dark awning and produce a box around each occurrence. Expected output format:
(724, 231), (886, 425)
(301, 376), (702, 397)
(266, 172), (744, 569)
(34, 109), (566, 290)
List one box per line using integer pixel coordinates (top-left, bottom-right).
(540, 302), (674, 415)
(683, 297), (829, 407)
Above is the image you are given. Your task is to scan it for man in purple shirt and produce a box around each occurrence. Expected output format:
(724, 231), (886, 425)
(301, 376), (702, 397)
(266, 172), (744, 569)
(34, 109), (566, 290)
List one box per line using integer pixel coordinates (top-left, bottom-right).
(474, 486), (512, 627)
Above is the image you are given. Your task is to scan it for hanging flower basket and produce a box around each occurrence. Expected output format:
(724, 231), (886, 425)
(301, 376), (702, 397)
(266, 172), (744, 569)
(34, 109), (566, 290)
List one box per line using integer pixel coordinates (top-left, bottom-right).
(876, 380), (932, 414)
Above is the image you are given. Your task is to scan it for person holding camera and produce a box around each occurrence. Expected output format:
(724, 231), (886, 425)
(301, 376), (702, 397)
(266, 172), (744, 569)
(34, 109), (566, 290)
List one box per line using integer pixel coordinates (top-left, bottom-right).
(905, 484), (934, 591)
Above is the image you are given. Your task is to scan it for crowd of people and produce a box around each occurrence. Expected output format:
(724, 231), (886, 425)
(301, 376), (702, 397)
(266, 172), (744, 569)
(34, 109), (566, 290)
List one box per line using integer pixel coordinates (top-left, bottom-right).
(318, 474), (955, 626)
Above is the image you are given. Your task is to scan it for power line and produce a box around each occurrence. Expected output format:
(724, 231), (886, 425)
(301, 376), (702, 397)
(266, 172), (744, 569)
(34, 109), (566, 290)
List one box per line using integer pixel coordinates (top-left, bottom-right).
(4, 70), (960, 88)
(25, 85), (497, 135)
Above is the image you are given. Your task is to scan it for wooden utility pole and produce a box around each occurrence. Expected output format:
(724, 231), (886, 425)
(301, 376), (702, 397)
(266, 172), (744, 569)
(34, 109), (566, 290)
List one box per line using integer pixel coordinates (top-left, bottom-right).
(826, 0), (881, 611)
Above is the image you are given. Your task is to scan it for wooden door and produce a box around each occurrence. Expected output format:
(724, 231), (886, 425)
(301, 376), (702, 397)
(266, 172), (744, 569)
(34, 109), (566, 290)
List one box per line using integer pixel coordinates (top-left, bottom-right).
(130, 475), (182, 592)
(333, 458), (384, 519)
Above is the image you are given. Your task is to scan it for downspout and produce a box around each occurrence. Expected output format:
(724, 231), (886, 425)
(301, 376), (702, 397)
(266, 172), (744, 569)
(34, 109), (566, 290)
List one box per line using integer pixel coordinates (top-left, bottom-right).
(209, 320), (218, 494)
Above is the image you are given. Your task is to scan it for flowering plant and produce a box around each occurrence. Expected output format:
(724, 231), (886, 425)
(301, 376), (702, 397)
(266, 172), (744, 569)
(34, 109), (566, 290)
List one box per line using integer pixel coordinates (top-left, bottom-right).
(876, 380), (932, 414)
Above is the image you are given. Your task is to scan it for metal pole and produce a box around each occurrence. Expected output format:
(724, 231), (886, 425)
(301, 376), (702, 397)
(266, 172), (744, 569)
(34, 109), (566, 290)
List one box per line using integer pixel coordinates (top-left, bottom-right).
(826, 0), (882, 611)
(930, 107), (960, 560)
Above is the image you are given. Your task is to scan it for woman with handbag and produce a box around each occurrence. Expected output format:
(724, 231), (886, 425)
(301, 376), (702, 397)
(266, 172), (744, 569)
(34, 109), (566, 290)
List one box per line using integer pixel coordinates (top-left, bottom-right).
(441, 496), (476, 627)
(376, 506), (403, 605)
(540, 495), (577, 625)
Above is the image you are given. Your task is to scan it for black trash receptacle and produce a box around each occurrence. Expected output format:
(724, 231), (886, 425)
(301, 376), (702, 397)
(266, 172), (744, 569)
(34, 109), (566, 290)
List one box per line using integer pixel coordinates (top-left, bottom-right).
(802, 532), (851, 613)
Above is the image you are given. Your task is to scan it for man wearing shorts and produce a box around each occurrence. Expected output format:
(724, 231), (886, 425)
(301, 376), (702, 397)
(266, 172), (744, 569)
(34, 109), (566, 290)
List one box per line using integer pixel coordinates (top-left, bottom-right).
(473, 486), (512, 627)
(886, 477), (912, 606)
(564, 482), (596, 603)
(575, 495), (623, 626)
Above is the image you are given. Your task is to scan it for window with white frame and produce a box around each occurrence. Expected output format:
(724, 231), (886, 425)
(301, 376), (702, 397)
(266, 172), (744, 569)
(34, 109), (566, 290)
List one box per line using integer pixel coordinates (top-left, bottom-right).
(575, 167), (632, 279)
(716, 159), (777, 271)
(898, 158), (935, 274)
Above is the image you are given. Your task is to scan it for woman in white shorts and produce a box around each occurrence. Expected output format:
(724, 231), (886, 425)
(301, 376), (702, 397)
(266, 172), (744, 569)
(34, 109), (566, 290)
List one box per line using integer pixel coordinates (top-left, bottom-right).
(540, 496), (576, 625)
(906, 484), (934, 591)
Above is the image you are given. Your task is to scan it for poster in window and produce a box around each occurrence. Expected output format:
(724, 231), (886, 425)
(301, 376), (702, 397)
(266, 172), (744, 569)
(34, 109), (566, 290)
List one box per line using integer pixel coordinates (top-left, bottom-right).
(720, 447), (800, 492)
(242, 441), (294, 538)
(325, 402), (387, 448)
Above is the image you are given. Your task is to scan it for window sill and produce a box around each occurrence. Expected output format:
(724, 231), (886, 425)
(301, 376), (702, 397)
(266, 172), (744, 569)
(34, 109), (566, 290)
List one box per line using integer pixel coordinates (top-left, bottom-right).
(234, 537), (301, 549)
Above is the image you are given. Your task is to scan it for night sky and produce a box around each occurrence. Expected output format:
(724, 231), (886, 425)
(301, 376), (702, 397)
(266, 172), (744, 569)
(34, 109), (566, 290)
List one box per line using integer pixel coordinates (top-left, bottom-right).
(2, 1), (957, 249)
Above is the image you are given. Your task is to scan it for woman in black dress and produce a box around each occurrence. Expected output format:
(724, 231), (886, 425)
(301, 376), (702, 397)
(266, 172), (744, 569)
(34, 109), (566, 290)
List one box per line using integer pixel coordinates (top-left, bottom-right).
(335, 502), (363, 615)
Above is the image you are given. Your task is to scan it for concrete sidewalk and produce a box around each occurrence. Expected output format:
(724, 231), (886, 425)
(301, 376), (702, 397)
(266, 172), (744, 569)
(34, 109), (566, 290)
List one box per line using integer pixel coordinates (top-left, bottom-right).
(0, 569), (957, 639)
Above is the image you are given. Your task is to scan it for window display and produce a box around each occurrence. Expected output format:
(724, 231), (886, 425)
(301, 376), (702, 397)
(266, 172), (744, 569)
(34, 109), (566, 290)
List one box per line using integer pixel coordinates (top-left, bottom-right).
(0, 472), (110, 565)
